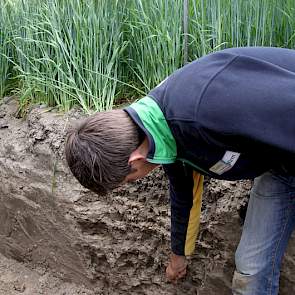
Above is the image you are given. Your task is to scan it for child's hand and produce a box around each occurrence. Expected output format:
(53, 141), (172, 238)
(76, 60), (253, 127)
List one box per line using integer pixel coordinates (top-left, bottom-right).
(166, 253), (187, 283)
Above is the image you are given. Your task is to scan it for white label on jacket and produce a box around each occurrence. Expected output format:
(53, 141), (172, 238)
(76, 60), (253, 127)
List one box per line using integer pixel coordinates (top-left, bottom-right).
(209, 151), (240, 175)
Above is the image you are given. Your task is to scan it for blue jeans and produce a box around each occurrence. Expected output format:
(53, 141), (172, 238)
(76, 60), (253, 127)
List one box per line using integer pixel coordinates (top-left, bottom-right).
(232, 169), (295, 295)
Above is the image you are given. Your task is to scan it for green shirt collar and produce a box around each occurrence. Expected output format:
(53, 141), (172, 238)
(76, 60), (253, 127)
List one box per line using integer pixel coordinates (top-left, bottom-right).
(125, 96), (177, 164)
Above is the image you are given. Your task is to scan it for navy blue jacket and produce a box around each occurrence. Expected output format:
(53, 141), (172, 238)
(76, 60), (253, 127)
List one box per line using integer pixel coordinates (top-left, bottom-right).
(149, 47), (295, 179)
(125, 47), (295, 255)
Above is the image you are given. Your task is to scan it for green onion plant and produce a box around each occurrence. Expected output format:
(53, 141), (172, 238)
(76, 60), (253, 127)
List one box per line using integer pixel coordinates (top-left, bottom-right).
(124, 0), (184, 93)
(0, 1), (14, 98)
(1, 0), (295, 112)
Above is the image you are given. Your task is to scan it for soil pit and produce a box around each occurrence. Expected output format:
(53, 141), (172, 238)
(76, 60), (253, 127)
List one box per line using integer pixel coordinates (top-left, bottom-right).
(0, 98), (294, 294)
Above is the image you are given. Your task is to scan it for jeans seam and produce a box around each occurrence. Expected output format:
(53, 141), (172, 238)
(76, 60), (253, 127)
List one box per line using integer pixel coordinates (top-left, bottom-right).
(268, 195), (292, 295)
(252, 190), (294, 199)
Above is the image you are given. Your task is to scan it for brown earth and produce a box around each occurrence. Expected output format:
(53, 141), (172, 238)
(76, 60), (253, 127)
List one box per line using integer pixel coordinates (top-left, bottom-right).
(0, 98), (294, 295)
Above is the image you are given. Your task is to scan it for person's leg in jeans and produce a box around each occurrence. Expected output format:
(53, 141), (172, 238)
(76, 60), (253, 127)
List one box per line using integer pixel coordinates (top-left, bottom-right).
(232, 170), (295, 295)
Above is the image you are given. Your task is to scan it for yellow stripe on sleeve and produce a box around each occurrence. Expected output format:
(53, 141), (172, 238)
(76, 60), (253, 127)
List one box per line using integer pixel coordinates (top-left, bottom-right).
(184, 172), (204, 256)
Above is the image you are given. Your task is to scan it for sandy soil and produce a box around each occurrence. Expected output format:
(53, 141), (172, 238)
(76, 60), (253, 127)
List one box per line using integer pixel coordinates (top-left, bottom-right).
(0, 98), (294, 294)
(0, 253), (93, 295)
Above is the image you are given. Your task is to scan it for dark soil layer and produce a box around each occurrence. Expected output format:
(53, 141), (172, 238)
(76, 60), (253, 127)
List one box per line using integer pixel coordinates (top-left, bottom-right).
(0, 98), (294, 294)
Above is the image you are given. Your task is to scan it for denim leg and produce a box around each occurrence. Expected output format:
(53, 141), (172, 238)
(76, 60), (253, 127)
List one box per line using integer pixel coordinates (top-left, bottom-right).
(232, 171), (295, 295)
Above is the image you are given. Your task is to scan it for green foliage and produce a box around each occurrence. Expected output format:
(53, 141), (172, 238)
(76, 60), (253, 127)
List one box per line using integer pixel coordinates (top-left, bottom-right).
(189, 0), (295, 58)
(124, 0), (184, 93)
(1, 0), (295, 112)
(0, 1), (14, 98)
(9, 0), (128, 112)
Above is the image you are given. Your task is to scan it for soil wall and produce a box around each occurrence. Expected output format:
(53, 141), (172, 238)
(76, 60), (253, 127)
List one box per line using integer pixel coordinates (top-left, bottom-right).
(0, 99), (294, 294)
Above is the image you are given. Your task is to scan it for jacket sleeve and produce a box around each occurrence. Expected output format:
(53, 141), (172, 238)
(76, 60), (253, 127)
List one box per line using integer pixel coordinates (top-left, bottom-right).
(163, 162), (204, 256)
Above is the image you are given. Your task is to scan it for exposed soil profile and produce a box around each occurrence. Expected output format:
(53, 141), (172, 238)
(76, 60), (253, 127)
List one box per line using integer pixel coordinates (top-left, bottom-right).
(0, 98), (294, 295)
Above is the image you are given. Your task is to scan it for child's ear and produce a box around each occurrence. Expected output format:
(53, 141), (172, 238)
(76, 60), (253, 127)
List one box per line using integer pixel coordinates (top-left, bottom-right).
(128, 148), (145, 164)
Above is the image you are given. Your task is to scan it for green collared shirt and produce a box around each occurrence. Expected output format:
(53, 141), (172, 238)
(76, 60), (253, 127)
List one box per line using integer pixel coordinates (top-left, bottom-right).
(124, 96), (177, 164)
